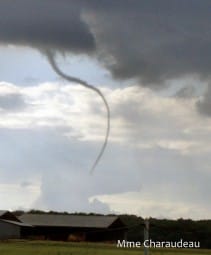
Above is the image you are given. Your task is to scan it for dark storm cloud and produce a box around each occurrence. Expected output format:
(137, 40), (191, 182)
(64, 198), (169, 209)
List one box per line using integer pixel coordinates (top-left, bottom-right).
(1, 0), (211, 84)
(0, 93), (26, 111)
(174, 86), (196, 99)
(1, 0), (211, 115)
(83, 0), (211, 85)
(197, 85), (211, 116)
(0, 0), (95, 53)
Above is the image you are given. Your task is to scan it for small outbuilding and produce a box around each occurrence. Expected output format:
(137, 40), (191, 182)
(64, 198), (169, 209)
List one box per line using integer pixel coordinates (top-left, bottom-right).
(0, 210), (31, 240)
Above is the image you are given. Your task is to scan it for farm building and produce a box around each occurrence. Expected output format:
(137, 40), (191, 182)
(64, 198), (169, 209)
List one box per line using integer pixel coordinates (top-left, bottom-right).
(0, 210), (31, 240)
(19, 213), (127, 241)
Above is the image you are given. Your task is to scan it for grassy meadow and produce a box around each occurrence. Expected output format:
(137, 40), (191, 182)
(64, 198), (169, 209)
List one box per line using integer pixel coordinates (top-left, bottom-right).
(0, 241), (210, 255)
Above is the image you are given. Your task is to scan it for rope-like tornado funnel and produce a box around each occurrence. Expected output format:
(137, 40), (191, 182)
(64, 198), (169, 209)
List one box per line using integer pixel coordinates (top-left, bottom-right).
(45, 50), (110, 174)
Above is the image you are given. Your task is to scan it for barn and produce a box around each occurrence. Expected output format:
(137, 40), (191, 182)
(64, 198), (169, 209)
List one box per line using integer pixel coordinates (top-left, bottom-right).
(0, 210), (31, 240)
(19, 213), (127, 241)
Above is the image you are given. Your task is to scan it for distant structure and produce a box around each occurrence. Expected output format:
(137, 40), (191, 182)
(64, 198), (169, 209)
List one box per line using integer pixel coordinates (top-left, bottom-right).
(19, 213), (127, 241)
(0, 210), (31, 239)
(0, 211), (127, 242)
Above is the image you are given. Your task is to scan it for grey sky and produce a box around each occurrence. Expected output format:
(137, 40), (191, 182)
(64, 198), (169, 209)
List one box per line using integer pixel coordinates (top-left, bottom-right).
(0, 1), (211, 219)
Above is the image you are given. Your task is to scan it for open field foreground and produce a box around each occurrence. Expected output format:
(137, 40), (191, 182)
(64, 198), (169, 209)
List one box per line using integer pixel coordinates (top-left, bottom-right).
(0, 241), (210, 255)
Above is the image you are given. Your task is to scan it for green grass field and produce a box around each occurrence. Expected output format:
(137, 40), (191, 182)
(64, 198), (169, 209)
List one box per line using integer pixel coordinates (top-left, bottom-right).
(0, 241), (210, 255)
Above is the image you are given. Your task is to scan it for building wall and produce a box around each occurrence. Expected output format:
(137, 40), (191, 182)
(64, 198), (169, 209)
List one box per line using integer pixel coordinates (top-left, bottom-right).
(0, 221), (20, 239)
(86, 228), (126, 242)
(21, 226), (126, 242)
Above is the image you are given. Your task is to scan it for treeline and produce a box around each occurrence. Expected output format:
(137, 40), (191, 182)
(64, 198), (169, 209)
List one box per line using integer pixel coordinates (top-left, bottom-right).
(120, 215), (211, 249)
(12, 210), (211, 249)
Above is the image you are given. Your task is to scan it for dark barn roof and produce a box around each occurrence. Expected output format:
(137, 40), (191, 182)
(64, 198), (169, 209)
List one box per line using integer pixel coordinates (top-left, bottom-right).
(0, 210), (8, 217)
(19, 214), (123, 229)
(0, 210), (21, 222)
(0, 219), (32, 227)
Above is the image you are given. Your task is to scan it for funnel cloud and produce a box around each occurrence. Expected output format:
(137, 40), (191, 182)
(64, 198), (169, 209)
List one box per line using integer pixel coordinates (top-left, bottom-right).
(45, 50), (110, 173)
